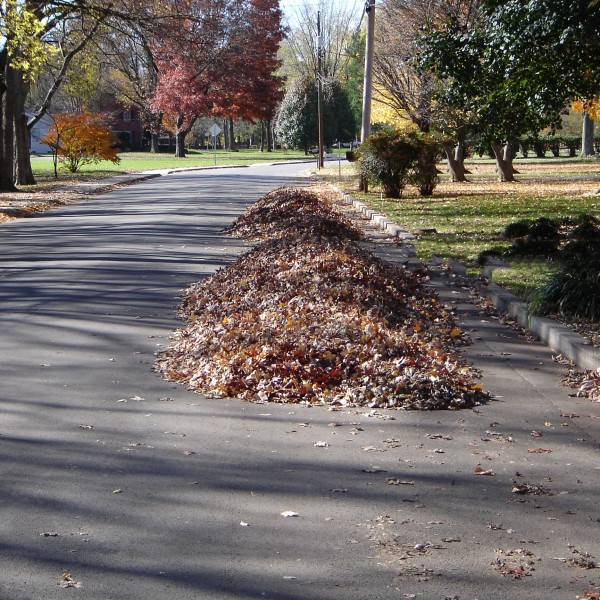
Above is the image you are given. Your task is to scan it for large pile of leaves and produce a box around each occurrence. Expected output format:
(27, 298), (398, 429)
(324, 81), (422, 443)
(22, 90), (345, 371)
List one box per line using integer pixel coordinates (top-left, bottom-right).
(225, 186), (363, 241)
(156, 187), (489, 410)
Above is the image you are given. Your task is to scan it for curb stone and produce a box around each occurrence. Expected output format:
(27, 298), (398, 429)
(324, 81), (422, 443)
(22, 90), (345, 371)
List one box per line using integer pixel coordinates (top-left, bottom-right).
(328, 183), (599, 372)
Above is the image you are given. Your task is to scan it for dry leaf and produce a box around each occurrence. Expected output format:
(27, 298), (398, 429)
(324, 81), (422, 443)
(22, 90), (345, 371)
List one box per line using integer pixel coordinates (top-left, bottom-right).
(474, 465), (495, 476)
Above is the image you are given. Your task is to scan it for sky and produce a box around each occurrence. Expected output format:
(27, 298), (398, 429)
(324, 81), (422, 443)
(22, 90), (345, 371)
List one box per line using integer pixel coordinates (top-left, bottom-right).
(279, 0), (364, 26)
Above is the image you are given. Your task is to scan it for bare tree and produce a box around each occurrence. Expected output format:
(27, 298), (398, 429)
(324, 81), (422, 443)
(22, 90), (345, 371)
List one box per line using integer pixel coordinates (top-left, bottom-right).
(374, 0), (480, 181)
(280, 0), (361, 82)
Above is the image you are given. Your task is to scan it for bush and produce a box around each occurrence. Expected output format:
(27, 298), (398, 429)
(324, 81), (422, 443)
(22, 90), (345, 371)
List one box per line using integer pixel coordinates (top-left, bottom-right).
(506, 217), (560, 257)
(356, 130), (439, 198)
(41, 112), (120, 174)
(410, 134), (440, 196)
(530, 216), (600, 320)
(504, 220), (531, 239)
(357, 129), (416, 198)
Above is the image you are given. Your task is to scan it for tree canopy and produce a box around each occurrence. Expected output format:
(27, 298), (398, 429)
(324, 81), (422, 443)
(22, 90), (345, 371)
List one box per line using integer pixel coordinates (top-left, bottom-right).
(275, 75), (356, 152)
(416, 0), (600, 180)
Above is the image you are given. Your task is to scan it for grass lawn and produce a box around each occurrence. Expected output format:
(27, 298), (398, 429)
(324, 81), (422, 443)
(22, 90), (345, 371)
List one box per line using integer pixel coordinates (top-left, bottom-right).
(30, 148), (312, 181)
(320, 156), (600, 302)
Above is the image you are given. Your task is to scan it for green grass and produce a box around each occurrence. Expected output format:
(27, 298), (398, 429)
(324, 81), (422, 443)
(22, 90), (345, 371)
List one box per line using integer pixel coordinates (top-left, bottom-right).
(30, 148), (311, 179)
(492, 260), (559, 301)
(321, 158), (600, 301)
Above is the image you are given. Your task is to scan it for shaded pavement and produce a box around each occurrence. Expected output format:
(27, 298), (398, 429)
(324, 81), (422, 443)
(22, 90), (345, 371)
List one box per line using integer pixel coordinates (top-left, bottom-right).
(0, 163), (599, 599)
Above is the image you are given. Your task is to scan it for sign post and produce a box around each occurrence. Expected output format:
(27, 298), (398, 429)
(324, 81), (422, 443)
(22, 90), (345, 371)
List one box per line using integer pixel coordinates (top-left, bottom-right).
(207, 123), (222, 165)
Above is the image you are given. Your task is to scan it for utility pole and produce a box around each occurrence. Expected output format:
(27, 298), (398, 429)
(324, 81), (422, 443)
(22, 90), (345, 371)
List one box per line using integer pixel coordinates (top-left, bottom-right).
(360, 0), (375, 191)
(316, 10), (325, 169)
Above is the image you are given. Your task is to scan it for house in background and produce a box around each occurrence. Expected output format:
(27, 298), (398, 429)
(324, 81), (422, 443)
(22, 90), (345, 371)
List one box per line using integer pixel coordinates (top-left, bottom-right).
(109, 106), (144, 150)
(28, 112), (53, 154)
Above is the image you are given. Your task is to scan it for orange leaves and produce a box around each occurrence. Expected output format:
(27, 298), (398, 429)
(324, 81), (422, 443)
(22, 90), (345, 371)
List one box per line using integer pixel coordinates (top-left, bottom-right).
(156, 187), (490, 410)
(41, 113), (120, 173)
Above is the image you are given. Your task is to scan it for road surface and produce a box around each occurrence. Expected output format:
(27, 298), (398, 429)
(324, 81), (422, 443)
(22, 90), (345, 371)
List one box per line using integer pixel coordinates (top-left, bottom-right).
(1, 163), (599, 600)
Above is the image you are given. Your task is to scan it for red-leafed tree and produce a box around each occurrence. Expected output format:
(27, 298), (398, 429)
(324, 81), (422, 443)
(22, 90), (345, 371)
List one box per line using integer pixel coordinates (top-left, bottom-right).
(152, 0), (285, 157)
(212, 0), (286, 151)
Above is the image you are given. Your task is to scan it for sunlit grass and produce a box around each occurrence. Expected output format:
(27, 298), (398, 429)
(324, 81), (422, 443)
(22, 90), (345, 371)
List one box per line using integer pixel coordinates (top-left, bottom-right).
(321, 157), (600, 300)
(30, 148), (311, 180)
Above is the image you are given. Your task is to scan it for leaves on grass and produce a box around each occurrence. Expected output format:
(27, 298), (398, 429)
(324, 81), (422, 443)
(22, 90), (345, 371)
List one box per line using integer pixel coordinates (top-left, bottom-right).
(156, 187), (490, 410)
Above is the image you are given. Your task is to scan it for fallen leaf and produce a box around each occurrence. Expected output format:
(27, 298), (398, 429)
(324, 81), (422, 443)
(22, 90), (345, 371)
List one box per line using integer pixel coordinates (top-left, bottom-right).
(528, 448), (552, 454)
(60, 572), (83, 589)
(314, 441), (329, 447)
(474, 465), (495, 476)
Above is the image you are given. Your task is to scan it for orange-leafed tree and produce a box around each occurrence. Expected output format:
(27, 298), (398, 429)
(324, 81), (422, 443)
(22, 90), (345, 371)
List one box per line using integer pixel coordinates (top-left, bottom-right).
(41, 112), (120, 176)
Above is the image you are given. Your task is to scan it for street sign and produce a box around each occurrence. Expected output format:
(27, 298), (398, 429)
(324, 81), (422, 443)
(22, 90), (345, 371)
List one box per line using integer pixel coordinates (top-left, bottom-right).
(208, 123), (222, 137)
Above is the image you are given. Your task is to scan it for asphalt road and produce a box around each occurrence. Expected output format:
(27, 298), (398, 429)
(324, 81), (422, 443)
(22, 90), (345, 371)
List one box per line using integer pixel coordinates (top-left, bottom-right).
(1, 163), (599, 600)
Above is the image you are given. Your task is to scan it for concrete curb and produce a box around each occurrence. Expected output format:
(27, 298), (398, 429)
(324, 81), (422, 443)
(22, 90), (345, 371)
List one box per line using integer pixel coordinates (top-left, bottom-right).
(327, 183), (417, 250)
(328, 183), (599, 372)
(479, 282), (599, 371)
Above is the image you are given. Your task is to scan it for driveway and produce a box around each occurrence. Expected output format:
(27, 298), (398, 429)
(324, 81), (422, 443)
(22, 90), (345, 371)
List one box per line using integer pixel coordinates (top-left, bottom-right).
(1, 163), (599, 600)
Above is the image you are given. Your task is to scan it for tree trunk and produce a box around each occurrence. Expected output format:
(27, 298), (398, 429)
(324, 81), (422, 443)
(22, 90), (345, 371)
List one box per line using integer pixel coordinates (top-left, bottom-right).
(223, 118), (229, 150)
(228, 117), (237, 152)
(267, 119), (273, 152)
(150, 132), (160, 153)
(443, 142), (466, 182)
(175, 115), (187, 157)
(503, 140), (519, 175)
(14, 72), (35, 186)
(149, 113), (162, 153)
(175, 131), (187, 157)
(491, 143), (516, 182)
(260, 121), (265, 152)
(581, 111), (595, 157)
(15, 111), (35, 185)
(1, 60), (18, 191)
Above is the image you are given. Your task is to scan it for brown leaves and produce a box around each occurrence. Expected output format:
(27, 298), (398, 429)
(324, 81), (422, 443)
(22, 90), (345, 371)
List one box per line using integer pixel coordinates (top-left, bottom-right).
(226, 187), (363, 242)
(156, 187), (490, 410)
(564, 369), (600, 400)
(492, 548), (536, 579)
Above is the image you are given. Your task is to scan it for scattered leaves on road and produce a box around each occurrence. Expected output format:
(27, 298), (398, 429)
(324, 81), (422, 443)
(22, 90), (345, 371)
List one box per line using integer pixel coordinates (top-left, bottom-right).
(492, 548), (537, 579)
